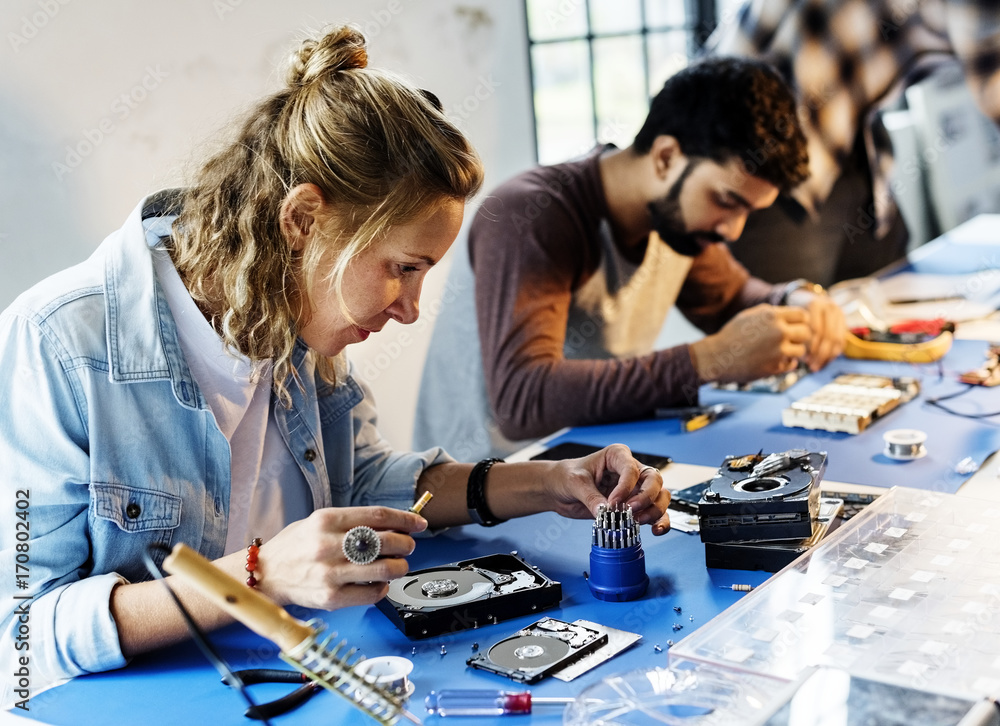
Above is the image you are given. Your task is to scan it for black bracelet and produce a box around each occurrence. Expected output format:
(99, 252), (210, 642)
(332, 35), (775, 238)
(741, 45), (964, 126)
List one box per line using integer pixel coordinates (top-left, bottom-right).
(466, 457), (505, 527)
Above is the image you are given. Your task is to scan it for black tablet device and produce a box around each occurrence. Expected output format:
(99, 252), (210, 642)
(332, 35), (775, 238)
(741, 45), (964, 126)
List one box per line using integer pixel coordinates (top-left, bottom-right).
(530, 441), (672, 470)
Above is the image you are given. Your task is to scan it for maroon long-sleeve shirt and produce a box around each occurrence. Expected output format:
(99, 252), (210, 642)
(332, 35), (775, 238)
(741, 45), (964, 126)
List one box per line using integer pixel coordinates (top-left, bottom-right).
(470, 149), (782, 441)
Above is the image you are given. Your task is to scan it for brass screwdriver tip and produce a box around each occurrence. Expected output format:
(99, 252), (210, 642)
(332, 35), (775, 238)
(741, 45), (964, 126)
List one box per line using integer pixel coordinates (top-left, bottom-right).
(409, 491), (433, 515)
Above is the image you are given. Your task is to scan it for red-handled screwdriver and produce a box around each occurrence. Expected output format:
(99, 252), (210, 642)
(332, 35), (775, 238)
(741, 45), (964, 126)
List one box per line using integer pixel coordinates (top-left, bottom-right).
(425, 689), (575, 716)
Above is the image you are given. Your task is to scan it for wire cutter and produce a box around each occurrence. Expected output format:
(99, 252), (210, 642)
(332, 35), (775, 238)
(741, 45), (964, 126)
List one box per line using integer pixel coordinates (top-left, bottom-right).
(222, 668), (323, 720)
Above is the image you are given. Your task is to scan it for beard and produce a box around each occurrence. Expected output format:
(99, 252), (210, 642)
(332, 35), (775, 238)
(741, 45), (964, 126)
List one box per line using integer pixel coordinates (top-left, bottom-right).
(648, 160), (725, 257)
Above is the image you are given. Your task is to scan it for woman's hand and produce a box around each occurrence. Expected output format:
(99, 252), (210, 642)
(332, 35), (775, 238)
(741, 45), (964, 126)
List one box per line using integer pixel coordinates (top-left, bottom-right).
(546, 443), (672, 535)
(258, 506), (427, 610)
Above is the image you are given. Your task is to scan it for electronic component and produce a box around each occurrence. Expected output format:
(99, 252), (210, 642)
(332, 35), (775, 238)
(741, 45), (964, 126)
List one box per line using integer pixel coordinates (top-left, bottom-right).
(703, 497), (843, 572)
(377, 553), (561, 639)
(551, 620), (642, 682)
(819, 488), (880, 519)
(588, 503), (648, 601)
(698, 450), (828, 544)
(666, 480), (710, 534)
(959, 344), (1000, 386)
(712, 365), (808, 393)
(669, 480), (710, 515)
(467, 618), (608, 684)
(782, 374), (920, 434)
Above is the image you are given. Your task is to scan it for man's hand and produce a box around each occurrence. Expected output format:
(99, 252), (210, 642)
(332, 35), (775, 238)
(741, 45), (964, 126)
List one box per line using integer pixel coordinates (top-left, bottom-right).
(801, 294), (846, 370)
(690, 304), (812, 383)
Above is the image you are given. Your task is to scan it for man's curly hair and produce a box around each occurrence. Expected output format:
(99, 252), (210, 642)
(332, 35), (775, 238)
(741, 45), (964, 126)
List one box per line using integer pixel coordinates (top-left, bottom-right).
(634, 56), (808, 192)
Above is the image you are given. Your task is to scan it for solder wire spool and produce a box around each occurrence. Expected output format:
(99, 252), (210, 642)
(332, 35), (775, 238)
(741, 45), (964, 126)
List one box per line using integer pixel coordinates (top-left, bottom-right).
(589, 503), (649, 602)
(354, 655), (415, 700)
(883, 428), (928, 461)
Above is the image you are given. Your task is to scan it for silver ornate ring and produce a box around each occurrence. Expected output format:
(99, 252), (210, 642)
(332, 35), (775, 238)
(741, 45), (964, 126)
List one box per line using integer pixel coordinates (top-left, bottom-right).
(342, 525), (382, 565)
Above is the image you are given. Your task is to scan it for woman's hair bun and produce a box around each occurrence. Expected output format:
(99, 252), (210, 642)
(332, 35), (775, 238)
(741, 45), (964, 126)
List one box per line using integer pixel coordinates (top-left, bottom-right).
(287, 25), (368, 87)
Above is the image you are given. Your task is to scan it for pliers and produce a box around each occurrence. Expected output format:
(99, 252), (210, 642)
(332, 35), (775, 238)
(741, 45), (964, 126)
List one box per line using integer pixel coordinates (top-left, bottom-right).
(222, 668), (322, 720)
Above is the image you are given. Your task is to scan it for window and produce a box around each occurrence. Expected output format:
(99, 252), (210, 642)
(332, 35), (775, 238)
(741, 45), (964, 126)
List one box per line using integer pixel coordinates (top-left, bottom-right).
(525, 0), (746, 164)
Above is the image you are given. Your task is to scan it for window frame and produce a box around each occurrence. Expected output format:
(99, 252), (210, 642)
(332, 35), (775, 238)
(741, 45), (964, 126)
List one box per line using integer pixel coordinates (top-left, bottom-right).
(524, 0), (719, 164)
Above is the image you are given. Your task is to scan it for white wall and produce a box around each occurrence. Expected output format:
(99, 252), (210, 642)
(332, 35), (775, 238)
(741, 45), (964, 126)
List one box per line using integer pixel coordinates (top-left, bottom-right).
(0, 0), (537, 450)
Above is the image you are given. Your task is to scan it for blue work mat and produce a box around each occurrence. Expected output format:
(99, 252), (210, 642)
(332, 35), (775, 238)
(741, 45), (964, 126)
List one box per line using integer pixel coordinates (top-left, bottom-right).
(552, 339), (1000, 493)
(23, 516), (763, 726)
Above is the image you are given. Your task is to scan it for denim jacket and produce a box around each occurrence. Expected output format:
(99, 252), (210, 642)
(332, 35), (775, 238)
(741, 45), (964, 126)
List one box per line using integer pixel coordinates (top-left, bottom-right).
(0, 191), (450, 704)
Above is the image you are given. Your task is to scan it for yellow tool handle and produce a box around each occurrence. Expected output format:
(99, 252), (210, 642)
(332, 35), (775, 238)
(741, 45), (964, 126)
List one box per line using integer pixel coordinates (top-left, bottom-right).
(162, 543), (314, 652)
(843, 330), (953, 363)
(683, 413), (711, 432)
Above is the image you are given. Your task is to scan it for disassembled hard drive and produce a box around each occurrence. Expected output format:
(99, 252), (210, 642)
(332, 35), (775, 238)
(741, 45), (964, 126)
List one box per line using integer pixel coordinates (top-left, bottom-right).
(466, 618), (608, 684)
(698, 449), (828, 544)
(377, 553), (562, 639)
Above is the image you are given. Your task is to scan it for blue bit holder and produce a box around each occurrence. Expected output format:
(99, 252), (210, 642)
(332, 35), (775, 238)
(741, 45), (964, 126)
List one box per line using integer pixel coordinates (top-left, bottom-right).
(588, 503), (649, 601)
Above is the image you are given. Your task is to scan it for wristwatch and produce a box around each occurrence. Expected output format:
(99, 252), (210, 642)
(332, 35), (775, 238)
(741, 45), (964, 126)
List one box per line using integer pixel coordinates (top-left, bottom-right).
(780, 278), (826, 305)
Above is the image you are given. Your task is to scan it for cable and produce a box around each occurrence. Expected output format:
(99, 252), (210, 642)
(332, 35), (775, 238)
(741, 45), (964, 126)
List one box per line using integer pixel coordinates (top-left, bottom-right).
(925, 384), (1000, 419)
(142, 544), (273, 726)
(928, 384), (975, 403)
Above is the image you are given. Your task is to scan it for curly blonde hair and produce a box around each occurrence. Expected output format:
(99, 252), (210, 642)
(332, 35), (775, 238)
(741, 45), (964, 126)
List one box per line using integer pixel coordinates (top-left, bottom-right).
(171, 25), (483, 403)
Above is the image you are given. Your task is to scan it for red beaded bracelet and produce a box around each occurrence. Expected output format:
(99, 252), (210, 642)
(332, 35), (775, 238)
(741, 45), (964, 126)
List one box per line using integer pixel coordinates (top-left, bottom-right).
(245, 537), (262, 588)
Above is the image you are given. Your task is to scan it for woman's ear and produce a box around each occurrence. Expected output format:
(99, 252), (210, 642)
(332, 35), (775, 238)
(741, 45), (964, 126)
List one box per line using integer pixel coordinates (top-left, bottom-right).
(280, 184), (326, 251)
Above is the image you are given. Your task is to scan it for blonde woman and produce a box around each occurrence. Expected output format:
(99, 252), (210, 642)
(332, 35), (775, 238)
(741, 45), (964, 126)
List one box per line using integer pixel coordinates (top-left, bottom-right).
(0, 25), (670, 699)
